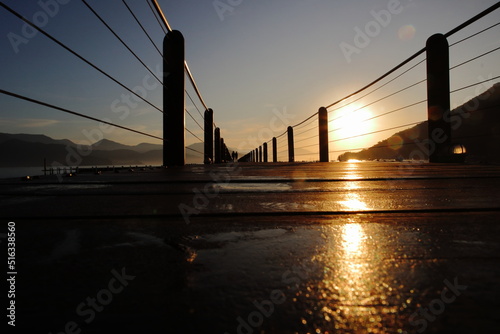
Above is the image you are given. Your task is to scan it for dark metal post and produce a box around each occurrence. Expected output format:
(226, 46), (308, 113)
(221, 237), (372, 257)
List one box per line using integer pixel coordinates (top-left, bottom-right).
(163, 30), (185, 166)
(426, 33), (452, 163)
(272, 137), (277, 163)
(258, 146), (262, 162)
(204, 109), (213, 164)
(263, 143), (268, 162)
(221, 138), (225, 163)
(255, 149), (258, 162)
(287, 126), (294, 162)
(318, 107), (329, 162)
(214, 127), (221, 164)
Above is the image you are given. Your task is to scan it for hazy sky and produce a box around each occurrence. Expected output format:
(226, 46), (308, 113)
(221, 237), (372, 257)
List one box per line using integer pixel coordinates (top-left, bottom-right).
(1, 0), (499, 160)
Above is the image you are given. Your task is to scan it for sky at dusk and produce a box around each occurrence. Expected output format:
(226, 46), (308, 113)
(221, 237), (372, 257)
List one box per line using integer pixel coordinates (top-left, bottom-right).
(1, 0), (499, 161)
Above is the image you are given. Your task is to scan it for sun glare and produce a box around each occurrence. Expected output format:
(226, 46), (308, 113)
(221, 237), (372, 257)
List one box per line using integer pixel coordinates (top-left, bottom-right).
(332, 105), (373, 143)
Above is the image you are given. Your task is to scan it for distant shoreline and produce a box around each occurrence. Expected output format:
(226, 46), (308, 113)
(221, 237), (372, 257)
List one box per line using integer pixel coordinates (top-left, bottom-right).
(0, 165), (163, 180)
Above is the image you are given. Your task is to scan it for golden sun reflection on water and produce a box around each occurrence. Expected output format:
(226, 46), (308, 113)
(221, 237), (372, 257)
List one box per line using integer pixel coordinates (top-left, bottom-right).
(341, 223), (366, 257)
(309, 164), (403, 333)
(336, 223), (373, 305)
(339, 193), (369, 211)
(314, 221), (401, 333)
(340, 163), (370, 211)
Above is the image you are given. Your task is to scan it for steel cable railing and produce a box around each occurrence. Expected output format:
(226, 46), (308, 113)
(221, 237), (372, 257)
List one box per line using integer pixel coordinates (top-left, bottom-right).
(449, 21), (500, 47)
(329, 99), (500, 158)
(451, 75), (500, 95)
(329, 77), (427, 125)
(3, 1), (498, 166)
(327, 58), (427, 115)
(450, 45), (500, 71)
(0, 2), (163, 114)
(0, 89), (163, 141)
(148, 0), (234, 162)
(246, 3), (500, 163)
(82, 0), (163, 85)
(184, 90), (207, 163)
(123, 0), (164, 56)
(276, 135), (288, 162)
(85, 0), (224, 162)
(145, 0), (167, 35)
(294, 121), (319, 161)
(0, 0), (229, 168)
(329, 121), (423, 145)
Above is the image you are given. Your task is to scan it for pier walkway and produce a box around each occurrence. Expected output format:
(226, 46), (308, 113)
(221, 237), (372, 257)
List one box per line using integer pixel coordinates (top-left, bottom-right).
(2, 162), (500, 333)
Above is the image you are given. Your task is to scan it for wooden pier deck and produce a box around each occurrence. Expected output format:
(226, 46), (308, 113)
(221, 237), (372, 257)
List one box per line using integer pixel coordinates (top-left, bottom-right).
(2, 162), (500, 333)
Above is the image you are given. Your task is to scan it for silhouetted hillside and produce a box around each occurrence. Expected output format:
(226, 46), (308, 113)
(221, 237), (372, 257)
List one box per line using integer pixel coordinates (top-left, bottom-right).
(338, 83), (500, 163)
(92, 139), (162, 153)
(0, 132), (217, 166)
(1, 139), (78, 167)
(0, 133), (74, 147)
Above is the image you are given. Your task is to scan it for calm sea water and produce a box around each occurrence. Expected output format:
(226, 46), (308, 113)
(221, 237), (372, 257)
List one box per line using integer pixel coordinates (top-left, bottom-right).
(0, 165), (159, 179)
(0, 166), (85, 179)
(0, 167), (46, 179)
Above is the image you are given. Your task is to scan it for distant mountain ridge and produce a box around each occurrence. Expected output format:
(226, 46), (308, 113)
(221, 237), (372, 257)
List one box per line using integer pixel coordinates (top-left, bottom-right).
(0, 133), (203, 167)
(91, 139), (162, 153)
(0, 133), (74, 147)
(338, 83), (500, 163)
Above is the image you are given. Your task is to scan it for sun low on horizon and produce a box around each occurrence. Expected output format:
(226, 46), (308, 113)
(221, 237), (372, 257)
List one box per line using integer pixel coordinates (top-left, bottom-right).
(1, 0), (499, 162)
(329, 104), (376, 151)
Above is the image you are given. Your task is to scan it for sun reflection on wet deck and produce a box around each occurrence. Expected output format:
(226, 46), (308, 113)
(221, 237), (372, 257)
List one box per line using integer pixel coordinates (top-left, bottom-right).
(339, 163), (370, 212)
(306, 164), (406, 332)
(341, 223), (366, 257)
(339, 193), (370, 211)
(311, 221), (404, 333)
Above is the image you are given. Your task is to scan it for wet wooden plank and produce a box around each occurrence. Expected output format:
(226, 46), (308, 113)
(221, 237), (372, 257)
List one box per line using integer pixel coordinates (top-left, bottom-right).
(3, 162), (500, 333)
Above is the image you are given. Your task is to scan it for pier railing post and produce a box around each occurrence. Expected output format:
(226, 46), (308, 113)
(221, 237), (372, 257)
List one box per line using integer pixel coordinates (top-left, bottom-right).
(272, 137), (277, 162)
(255, 149), (258, 162)
(263, 143), (268, 162)
(214, 127), (221, 164)
(163, 30), (185, 167)
(258, 146), (262, 162)
(221, 138), (225, 163)
(204, 109), (213, 164)
(318, 107), (329, 162)
(426, 33), (452, 162)
(287, 126), (295, 162)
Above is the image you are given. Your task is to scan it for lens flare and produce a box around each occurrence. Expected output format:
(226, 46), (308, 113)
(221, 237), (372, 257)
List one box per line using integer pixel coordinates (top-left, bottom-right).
(398, 25), (416, 41)
(388, 135), (404, 150)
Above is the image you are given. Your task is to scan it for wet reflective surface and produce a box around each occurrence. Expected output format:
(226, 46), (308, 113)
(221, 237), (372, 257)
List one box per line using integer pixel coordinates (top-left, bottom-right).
(5, 162), (500, 333)
(180, 215), (500, 333)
